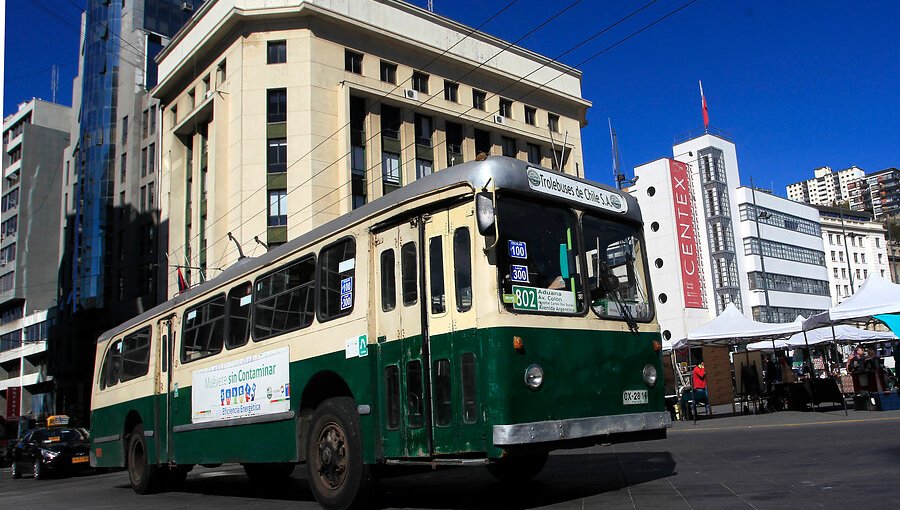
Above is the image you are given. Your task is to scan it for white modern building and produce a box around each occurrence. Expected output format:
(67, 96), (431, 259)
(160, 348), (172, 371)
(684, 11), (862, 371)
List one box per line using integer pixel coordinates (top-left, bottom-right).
(816, 205), (890, 304)
(632, 129), (831, 346)
(786, 165), (865, 207)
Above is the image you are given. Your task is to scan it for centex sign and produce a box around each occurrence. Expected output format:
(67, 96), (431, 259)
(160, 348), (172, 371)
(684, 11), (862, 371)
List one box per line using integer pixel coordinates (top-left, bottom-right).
(669, 159), (704, 308)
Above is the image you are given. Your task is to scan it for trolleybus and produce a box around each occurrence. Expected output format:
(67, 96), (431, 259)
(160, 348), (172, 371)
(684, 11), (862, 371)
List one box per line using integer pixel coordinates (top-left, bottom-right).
(90, 156), (668, 509)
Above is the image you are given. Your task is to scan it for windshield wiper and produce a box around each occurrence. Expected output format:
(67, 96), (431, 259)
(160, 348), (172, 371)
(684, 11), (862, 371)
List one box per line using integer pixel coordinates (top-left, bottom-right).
(594, 260), (640, 336)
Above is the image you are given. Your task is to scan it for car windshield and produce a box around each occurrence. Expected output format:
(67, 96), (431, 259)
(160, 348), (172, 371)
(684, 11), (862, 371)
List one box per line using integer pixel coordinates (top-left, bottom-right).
(33, 428), (86, 443)
(497, 197), (584, 315)
(582, 213), (652, 323)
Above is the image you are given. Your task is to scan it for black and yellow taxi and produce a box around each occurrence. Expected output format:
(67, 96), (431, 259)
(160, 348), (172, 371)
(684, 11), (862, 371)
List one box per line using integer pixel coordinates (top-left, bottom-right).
(10, 416), (91, 480)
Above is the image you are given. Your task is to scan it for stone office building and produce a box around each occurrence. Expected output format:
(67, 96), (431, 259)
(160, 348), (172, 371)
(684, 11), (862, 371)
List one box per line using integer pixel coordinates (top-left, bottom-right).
(153, 0), (590, 297)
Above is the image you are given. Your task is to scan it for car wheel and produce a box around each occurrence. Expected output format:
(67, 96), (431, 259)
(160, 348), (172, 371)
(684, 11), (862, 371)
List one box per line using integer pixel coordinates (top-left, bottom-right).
(487, 451), (549, 483)
(127, 424), (165, 494)
(306, 397), (374, 510)
(33, 459), (44, 480)
(11, 460), (21, 479)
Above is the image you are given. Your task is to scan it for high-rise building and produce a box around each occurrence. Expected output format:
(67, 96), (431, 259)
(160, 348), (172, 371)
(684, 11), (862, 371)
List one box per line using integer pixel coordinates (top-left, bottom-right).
(152, 0), (590, 297)
(1, 99), (70, 424)
(847, 168), (900, 220)
(632, 130), (831, 347)
(816, 205), (890, 304)
(51, 0), (203, 423)
(786, 165), (865, 207)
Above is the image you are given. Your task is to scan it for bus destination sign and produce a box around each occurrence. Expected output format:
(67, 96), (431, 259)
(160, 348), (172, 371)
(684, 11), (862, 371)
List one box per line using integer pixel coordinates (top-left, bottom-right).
(526, 167), (627, 214)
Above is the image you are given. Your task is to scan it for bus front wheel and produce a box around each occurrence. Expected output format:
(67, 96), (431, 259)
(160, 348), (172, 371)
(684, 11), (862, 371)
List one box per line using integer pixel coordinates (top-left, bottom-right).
(487, 452), (549, 483)
(127, 424), (165, 494)
(306, 397), (374, 510)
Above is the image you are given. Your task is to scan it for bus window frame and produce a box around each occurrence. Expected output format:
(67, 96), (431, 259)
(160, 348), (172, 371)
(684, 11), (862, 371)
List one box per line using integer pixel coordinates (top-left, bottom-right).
(225, 281), (253, 350)
(251, 254), (317, 342)
(119, 326), (153, 383)
(100, 338), (124, 390)
(180, 293), (227, 364)
(316, 235), (357, 323)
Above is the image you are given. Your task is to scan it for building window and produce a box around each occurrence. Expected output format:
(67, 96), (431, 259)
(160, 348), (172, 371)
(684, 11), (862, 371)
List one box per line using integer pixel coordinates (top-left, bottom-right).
(141, 147), (148, 177)
(148, 181), (155, 209)
(443, 81), (459, 102)
(382, 153), (401, 189)
(524, 106), (536, 126)
(217, 60), (227, 86)
(267, 138), (287, 173)
(120, 153), (127, 183)
(140, 185), (147, 212)
(548, 113), (560, 132)
(142, 109), (149, 138)
(499, 98), (513, 118)
(527, 143), (541, 165)
(267, 40), (287, 64)
(474, 129), (491, 156)
(414, 114), (432, 146)
(446, 121), (463, 167)
(412, 71), (429, 94)
(268, 190), (287, 226)
(501, 136), (516, 158)
(350, 96), (367, 209)
(148, 143), (156, 175)
(345, 50), (363, 74)
(380, 61), (397, 84)
(267, 89), (287, 123)
(416, 159), (433, 180)
(121, 115), (128, 144)
(472, 89), (486, 111)
(149, 105), (157, 134)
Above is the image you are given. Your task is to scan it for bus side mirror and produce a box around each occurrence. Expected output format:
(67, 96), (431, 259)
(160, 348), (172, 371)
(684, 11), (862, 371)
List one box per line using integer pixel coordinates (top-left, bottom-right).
(476, 193), (495, 235)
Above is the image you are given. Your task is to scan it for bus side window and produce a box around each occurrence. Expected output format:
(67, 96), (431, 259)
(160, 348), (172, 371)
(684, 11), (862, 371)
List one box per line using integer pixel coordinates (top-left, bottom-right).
(401, 241), (417, 306)
(120, 327), (152, 382)
(226, 282), (252, 349)
(461, 352), (478, 424)
(429, 236), (446, 314)
(105, 340), (123, 389)
(433, 359), (452, 427)
(453, 227), (472, 312)
(318, 237), (356, 321)
(406, 360), (424, 429)
(380, 249), (396, 312)
(182, 295), (226, 362)
(253, 256), (316, 340)
(384, 365), (400, 430)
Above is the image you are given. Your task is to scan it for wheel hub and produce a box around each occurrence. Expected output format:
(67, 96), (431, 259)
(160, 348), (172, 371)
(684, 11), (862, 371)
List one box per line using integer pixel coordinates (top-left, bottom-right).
(315, 423), (347, 490)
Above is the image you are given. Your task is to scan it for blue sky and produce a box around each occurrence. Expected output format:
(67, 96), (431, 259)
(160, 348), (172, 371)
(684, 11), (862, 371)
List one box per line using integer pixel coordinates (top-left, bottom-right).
(5, 0), (898, 194)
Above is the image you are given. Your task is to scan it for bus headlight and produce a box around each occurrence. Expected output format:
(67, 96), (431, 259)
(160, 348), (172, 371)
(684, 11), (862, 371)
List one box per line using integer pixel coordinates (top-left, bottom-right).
(524, 364), (544, 390)
(642, 364), (658, 386)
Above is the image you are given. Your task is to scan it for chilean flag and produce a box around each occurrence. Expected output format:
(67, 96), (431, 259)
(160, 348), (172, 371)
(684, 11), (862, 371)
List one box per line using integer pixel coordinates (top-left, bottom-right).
(177, 267), (189, 293)
(700, 80), (710, 130)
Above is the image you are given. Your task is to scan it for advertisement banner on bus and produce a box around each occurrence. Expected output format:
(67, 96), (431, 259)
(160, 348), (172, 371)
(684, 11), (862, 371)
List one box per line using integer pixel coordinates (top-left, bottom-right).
(191, 347), (291, 423)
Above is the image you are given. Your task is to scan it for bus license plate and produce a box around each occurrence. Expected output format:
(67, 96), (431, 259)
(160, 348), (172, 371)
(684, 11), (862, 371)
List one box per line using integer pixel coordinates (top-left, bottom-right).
(72, 456), (89, 464)
(622, 390), (648, 405)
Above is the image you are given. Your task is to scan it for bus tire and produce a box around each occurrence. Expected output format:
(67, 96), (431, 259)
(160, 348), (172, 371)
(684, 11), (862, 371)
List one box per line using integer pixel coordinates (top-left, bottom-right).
(243, 462), (295, 483)
(487, 452), (549, 483)
(127, 424), (164, 494)
(306, 397), (373, 510)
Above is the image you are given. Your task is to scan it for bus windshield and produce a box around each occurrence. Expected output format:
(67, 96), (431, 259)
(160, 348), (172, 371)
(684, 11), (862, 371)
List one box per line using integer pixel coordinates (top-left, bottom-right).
(582, 213), (652, 324)
(497, 197), (584, 315)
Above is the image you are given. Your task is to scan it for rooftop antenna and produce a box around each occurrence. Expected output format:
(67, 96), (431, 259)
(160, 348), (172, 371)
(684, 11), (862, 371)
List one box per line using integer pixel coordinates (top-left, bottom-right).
(427, 1), (434, 12)
(51, 65), (59, 103)
(609, 118), (635, 189)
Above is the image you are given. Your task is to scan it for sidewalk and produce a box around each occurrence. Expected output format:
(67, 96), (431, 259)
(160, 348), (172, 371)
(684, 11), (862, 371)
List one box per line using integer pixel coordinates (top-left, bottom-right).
(669, 404), (900, 432)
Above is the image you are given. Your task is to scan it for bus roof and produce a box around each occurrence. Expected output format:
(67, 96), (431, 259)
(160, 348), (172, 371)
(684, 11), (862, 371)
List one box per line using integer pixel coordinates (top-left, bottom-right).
(97, 156), (640, 344)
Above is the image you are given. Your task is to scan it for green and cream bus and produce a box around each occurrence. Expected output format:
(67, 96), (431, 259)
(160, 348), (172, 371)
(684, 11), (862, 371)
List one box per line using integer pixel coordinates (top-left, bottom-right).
(90, 156), (668, 509)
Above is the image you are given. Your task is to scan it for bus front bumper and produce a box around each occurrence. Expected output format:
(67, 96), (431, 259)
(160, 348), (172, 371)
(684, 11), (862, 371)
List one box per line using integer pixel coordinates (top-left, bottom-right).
(493, 411), (671, 446)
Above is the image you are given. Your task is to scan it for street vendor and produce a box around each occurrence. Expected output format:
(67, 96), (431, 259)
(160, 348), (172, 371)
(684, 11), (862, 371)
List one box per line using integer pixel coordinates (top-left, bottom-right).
(846, 344), (868, 372)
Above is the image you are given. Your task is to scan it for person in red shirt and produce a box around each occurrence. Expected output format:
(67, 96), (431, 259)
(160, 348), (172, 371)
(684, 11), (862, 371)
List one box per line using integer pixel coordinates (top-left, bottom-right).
(693, 361), (707, 392)
(680, 361), (709, 419)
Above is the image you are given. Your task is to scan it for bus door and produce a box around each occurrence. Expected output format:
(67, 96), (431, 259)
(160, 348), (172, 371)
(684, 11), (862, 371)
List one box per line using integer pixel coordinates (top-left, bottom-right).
(424, 204), (478, 455)
(154, 316), (176, 464)
(375, 218), (430, 458)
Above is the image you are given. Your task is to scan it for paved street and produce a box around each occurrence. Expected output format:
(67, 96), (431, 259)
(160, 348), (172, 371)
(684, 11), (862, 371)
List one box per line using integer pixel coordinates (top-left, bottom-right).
(3, 408), (900, 509)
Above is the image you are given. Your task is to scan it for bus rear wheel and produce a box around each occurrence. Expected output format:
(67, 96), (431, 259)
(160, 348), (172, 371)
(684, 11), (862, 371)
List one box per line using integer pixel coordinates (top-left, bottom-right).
(487, 452), (549, 483)
(127, 424), (165, 494)
(306, 397), (373, 510)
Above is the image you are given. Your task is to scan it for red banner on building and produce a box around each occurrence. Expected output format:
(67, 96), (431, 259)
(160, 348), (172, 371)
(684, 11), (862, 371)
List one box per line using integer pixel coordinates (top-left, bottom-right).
(669, 159), (705, 308)
(6, 386), (20, 419)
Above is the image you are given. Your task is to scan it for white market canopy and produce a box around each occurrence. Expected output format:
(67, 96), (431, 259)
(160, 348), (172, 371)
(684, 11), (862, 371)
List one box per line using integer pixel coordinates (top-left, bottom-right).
(747, 324), (896, 351)
(803, 274), (900, 330)
(672, 304), (802, 350)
